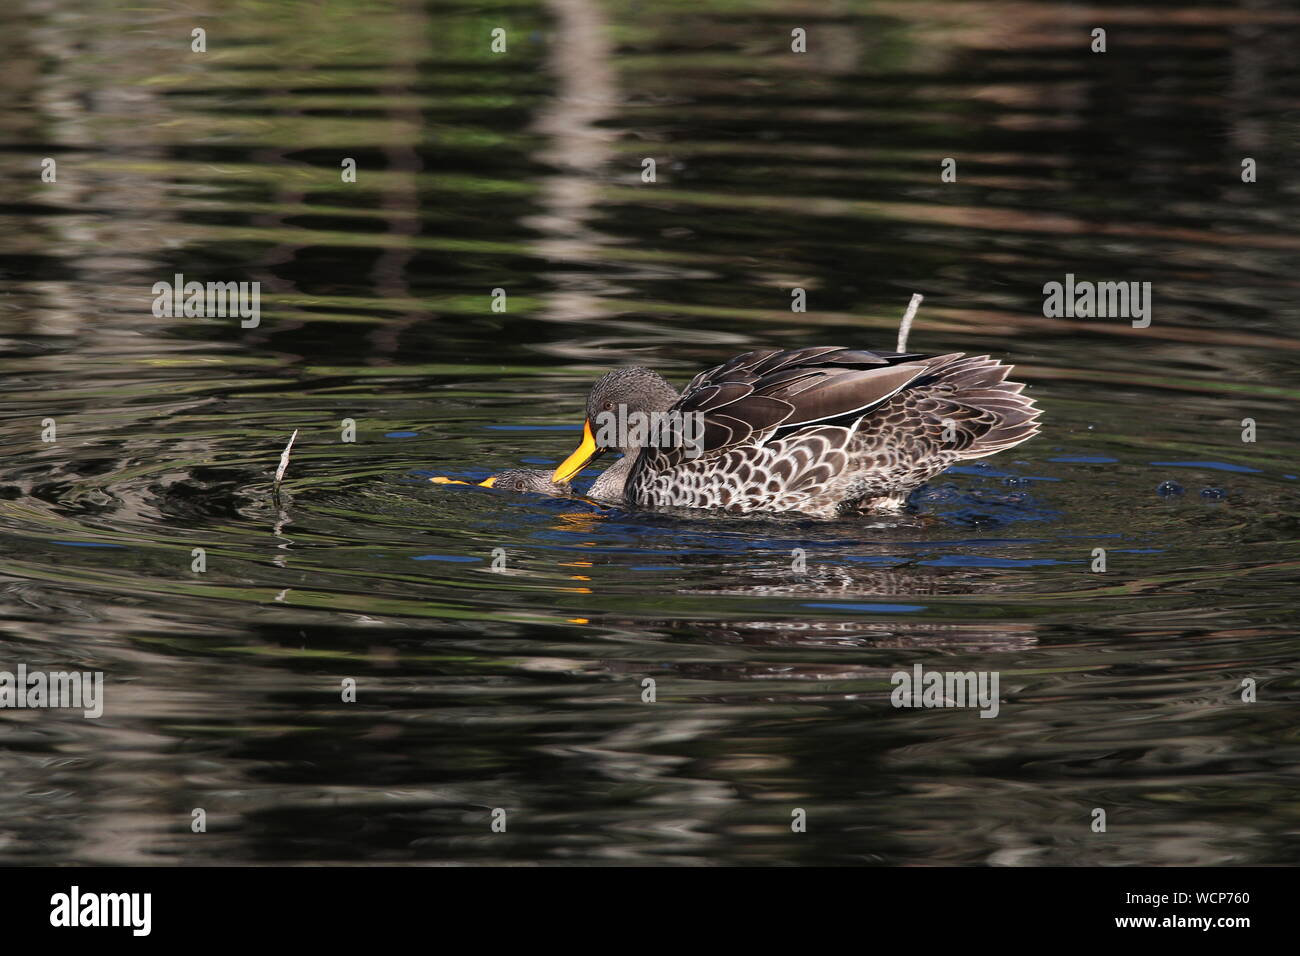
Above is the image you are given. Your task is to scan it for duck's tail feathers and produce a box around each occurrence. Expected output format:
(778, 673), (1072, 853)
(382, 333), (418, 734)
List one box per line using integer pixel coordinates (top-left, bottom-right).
(923, 353), (1042, 458)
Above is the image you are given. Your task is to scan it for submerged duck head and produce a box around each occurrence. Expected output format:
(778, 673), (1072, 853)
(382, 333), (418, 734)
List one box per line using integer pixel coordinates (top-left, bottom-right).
(552, 367), (679, 483)
(432, 469), (570, 495)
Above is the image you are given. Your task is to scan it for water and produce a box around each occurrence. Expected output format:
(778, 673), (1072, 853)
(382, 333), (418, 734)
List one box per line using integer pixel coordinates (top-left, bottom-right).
(1, 0), (1298, 866)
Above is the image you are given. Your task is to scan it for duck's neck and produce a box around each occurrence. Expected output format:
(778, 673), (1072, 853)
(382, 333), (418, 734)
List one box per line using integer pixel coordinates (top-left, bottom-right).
(588, 452), (636, 501)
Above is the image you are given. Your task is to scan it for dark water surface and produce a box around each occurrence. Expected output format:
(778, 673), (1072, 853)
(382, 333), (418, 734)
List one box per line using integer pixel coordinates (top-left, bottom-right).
(1, 0), (1298, 865)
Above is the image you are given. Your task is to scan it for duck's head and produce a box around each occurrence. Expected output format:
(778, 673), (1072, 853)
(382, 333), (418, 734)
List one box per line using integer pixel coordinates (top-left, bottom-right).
(551, 367), (678, 483)
(431, 469), (570, 495)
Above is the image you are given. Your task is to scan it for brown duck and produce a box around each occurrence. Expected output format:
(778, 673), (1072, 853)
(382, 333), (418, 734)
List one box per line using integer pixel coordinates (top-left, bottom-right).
(550, 346), (1040, 517)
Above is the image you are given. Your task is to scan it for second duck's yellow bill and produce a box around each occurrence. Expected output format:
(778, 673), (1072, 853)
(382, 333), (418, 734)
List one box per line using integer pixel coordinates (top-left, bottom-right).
(431, 476), (496, 487)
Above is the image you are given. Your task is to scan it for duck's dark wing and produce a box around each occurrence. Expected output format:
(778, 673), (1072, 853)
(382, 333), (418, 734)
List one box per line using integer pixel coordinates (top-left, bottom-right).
(652, 347), (939, 470)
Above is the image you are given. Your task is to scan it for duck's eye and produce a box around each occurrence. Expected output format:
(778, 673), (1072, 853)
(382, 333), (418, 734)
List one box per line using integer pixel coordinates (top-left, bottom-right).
(603, 401), (614, 411)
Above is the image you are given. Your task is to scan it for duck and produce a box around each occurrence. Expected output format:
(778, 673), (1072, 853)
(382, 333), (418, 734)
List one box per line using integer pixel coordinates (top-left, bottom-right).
(431, 469), (570, 495)
(549, 346), (1040, 517)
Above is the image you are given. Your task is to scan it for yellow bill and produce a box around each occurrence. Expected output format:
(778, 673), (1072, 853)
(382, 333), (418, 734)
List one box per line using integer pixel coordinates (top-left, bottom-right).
(430, 476), (496, 487)
(551, 419), (598, 483)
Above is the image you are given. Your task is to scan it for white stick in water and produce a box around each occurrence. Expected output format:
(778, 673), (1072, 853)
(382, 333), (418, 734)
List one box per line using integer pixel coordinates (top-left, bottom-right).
(897, 293), (923, 352)
(275, 429), (299, 487)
